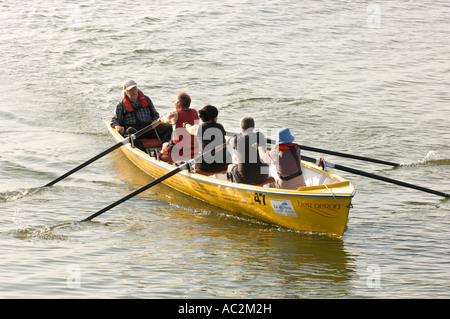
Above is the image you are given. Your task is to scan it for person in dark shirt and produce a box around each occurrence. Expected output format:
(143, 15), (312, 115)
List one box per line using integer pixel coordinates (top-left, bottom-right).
(226, 116), (269, 185)
(184, 105), (231, 172)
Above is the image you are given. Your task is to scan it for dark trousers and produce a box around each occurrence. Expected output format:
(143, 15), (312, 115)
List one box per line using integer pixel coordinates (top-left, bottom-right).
(125, 123), (173, 151)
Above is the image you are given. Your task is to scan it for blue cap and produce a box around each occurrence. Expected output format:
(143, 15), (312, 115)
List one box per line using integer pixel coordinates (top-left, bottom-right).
(276, 128), (295, 144)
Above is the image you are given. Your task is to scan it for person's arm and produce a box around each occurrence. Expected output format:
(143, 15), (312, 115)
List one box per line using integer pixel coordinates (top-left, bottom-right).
(227, 135), (237, 149)
(256, 132), (272, 164)
(160, 110), (178, 124)
(111, 102), (125, 134)
(258, 145), (273, 164)
(146, 97), (160, 121)
(183, 122), (198, 135)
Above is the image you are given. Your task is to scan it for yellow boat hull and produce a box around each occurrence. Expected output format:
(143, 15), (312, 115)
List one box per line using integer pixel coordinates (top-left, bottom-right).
(107, 124), (355, 238)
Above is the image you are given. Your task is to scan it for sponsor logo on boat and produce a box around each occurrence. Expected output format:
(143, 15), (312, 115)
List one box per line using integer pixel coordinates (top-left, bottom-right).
(269, 199), (297, 217)
(297, 201), (341, 211)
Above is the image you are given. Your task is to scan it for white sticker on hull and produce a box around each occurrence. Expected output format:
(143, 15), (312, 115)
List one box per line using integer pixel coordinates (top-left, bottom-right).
(269, 199), (297, 217)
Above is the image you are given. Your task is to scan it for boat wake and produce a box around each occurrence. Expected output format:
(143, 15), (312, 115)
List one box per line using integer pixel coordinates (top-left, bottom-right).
(12, 221), (79, 241)
(1, 187), (46, 203)
(401, 151), (449, 167)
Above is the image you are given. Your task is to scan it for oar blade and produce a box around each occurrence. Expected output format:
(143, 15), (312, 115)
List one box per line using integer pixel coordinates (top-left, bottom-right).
(43, 141), (124, 188)
(79, 141), (227, 223)
(42, 120), (161, 188)
(301, 155), (449, 198)
(225, 131), (400, 167)
(79, 165), (184, 223)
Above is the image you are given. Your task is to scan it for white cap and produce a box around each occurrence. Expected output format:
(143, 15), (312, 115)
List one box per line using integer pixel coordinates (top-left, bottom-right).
(123, 79), (137, 91)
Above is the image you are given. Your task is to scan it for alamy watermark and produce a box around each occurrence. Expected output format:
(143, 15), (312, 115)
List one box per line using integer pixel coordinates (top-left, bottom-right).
(366, 264), (381, 288)
(67, 264), (81, 288)
(13, 208), (24, 229)
(19, 4), (84, 29)
(166, 126), (277, 164)
(66, 4), (83, 29)
(366, 4), (381, 28)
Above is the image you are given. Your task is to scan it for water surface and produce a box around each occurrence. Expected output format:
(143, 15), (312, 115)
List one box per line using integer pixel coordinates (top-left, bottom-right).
(0, 0), (449, 299)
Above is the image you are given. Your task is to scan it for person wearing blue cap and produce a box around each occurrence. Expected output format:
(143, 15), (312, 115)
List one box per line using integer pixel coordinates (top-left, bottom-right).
(258, 128), (306, 190)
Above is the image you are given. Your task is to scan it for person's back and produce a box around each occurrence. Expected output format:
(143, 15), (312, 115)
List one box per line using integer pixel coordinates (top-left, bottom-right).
(172, 108), (199, 156)
(234, 132), (269, 184)
(271, 145), (306, 189)
(258, 127), (307, 189)
(227, 117), (269, 185)
(196, 121), (231, 172)
(160, 92), (199, 161)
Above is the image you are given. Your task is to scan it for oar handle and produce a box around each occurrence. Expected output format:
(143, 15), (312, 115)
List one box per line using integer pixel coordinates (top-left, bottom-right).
(133, 119), (161, 139)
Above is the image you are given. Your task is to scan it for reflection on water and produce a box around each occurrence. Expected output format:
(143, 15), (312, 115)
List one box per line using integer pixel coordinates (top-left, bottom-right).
(107, 149), (357, 297)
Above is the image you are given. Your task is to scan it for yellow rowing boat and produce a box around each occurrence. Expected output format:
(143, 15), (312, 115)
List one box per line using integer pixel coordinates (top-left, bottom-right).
(107, 123), (355, 238)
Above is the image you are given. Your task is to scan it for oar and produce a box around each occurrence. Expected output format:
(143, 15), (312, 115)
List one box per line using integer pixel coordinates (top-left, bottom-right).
(225, 131), (400, 167)
(42, 120), (161, 188)
(79, 163), (186, 222)
(79, 143), (227, 222)
(301, 155), (449, 198)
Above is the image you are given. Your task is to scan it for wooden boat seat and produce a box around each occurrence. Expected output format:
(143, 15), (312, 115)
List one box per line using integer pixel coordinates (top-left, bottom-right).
(252, 176), (275, 187)
(193, 168), (227, 176)
(142, 138), (162, 149)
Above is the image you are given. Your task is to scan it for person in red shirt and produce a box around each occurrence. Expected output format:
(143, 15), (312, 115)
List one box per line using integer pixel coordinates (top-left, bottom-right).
(160, 92), (199, 162)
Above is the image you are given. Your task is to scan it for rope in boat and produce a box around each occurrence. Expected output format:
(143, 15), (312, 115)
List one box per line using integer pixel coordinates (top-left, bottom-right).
(324, 184), (353, 209)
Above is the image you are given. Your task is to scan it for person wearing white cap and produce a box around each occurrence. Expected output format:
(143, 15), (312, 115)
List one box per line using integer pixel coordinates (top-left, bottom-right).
(257, 128), (306, 190)
(111, 79), (172, 150)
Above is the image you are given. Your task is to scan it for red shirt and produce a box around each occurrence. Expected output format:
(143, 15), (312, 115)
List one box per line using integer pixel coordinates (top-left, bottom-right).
(172, 109), (199, 155)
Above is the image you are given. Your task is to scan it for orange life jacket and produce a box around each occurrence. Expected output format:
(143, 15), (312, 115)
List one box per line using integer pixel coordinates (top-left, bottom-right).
(275, 142), (297, 150)
(123, 91), (148, 112)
